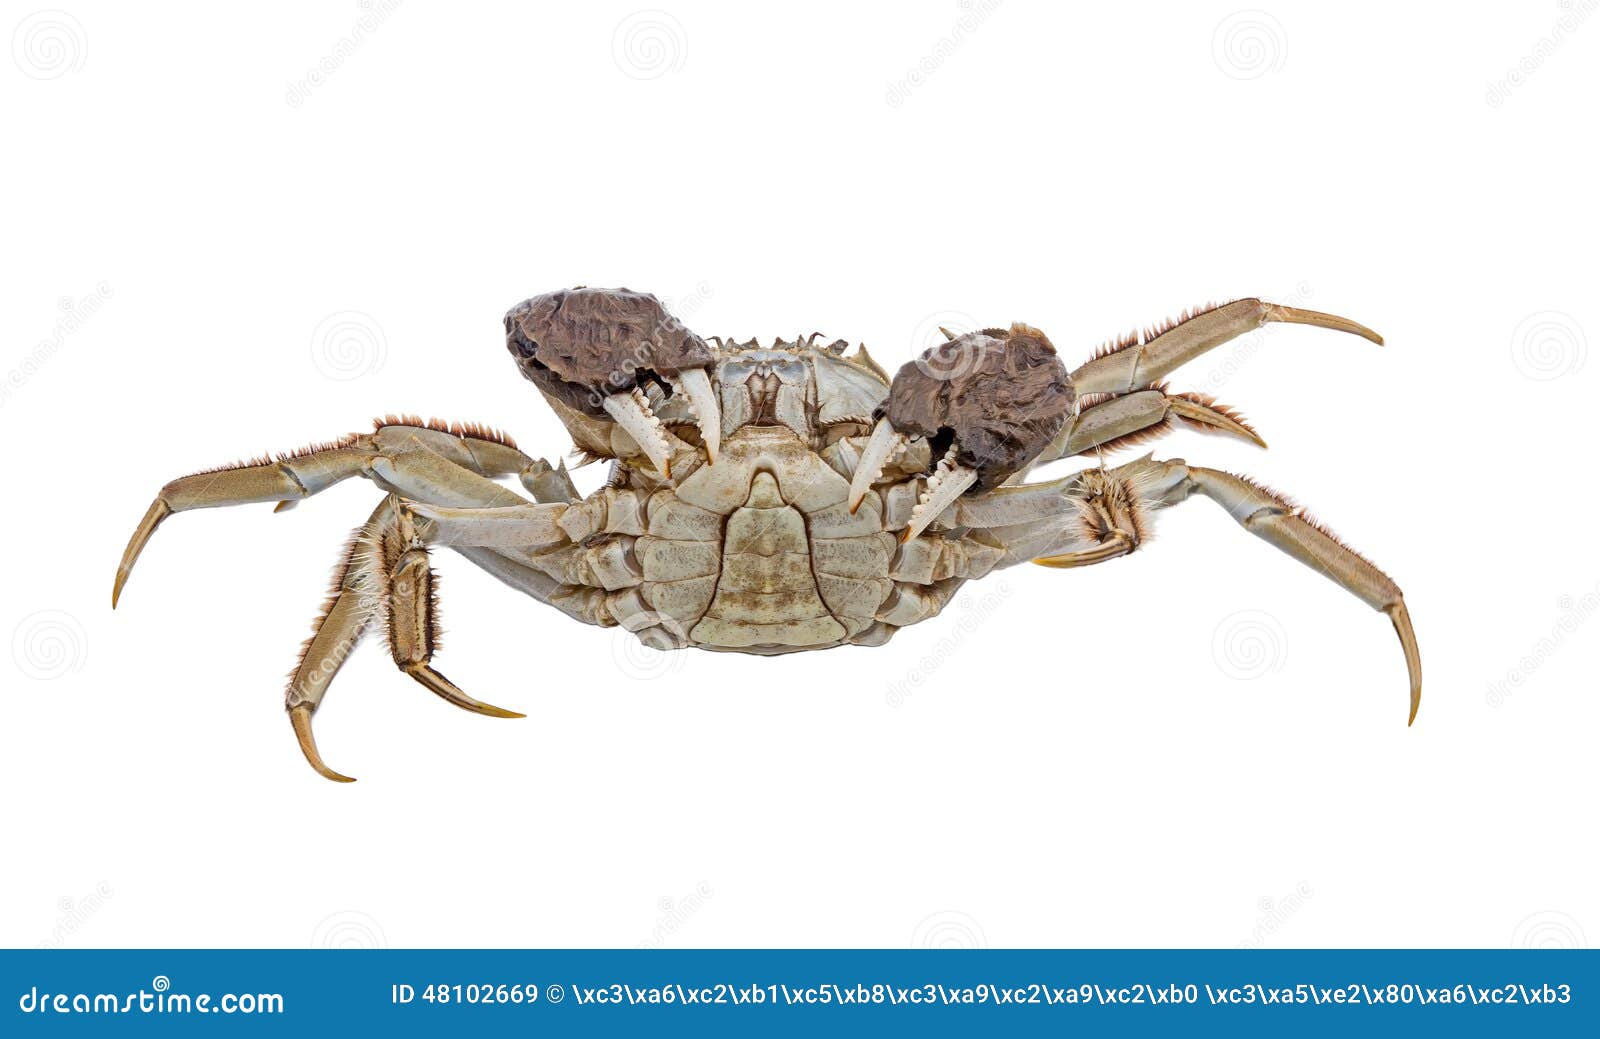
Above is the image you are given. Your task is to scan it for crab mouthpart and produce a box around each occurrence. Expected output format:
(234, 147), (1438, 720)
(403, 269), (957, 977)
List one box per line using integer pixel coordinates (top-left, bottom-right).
(901, 444), (978, 542)
(603, 388), (673, 478)
(848, 417), (903, 514)
(671, 367), (721, 464)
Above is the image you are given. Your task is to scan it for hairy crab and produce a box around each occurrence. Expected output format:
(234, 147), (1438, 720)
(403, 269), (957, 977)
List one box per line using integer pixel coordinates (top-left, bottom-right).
(115, 287), (1419, 780)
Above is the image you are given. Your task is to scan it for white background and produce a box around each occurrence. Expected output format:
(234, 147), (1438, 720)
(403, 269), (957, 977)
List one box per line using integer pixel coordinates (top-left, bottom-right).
(3, 2), (1595, 950)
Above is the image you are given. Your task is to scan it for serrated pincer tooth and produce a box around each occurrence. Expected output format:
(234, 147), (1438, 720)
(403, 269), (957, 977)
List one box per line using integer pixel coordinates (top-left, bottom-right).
(671, 367), (721, 464)
(901, 443), (977, 543)
(602, 388), (673, 478)
(848, 416), (903, 515)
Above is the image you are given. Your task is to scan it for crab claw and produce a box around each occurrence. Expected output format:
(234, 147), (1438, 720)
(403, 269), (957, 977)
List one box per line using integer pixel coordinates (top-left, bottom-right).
(848, 416), (903, 514)
(876, 322), (1074, 538)
(672, 366), (721, 464)
(901, 444), (979, 542)
(602, 388), (673, 478)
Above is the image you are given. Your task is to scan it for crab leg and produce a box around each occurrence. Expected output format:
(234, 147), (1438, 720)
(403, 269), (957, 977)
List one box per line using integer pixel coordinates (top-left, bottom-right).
(1026, 456), (1420, 724)
(1069, 299), (1383, 396)
(113, 421), (546, 607)
(1046, 387), (1266, 461)
(113, 446), (370, 606)
(288, 495), (531, 782)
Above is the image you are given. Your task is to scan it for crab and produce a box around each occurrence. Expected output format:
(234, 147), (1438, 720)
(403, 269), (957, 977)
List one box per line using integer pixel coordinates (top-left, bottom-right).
(114, 287), (1420, 781)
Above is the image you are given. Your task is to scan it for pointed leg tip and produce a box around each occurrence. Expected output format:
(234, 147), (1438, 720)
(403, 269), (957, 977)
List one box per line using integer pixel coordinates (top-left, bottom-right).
(1385, 600), (1421, 728)
(290, 705), (355, 784)
(110, 576), (125, 609)
(406, 665), (522, 719)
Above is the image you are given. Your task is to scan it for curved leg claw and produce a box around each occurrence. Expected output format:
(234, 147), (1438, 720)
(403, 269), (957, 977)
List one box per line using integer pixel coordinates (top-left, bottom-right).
(1387, 601), (1422, 726)
(404, 664), (525, 719)
(290, 705), (356, 783)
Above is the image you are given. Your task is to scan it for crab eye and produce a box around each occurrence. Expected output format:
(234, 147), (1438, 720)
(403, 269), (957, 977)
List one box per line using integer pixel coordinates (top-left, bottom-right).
(850, 323), (1073, 538)
(505, 287), (722, 473)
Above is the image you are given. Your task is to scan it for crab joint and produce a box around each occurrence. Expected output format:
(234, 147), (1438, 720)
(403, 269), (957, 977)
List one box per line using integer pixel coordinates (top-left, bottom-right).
(602, 388), (673, 478)
(848, 417), (903, 514)
(901, 444), (978, 543)
(672, 367), (721, 464)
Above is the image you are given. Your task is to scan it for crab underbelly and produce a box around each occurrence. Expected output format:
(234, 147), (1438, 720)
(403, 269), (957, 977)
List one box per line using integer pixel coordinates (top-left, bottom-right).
(689, 472), (847, 648)
(632, 426), (895, 653)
